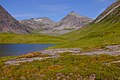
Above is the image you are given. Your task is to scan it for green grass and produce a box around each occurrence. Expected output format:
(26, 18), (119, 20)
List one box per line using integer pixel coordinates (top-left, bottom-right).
(0, 54), (119, 80)
(0, 33), (67, 44)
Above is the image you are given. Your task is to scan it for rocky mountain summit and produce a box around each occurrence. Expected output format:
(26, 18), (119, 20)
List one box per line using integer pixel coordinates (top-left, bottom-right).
(0, 5), (30, 34)
(20, 11), (93, 35)
(53, 11), (93, 34)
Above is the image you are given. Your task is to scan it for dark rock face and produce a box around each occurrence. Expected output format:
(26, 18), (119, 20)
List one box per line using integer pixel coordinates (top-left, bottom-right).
(20, 11), (93, 35)
(0, 5), (30, 34)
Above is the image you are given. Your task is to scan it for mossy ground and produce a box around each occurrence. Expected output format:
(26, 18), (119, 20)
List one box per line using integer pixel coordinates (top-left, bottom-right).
(0, 53), (120, 80)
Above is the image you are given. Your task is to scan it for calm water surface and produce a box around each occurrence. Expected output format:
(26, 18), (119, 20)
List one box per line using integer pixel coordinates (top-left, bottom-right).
(0, 44), (55, 57)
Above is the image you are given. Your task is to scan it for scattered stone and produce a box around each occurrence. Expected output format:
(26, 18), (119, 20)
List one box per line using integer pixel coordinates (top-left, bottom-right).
(104, 60), (120, 66)
(40, 48), (81, 55)
(89, 74), (96, 80)
(5, 56), (57, 65)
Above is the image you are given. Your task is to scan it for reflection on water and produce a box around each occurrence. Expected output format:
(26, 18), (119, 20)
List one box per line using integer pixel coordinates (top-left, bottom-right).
(0, 44), (54, 57)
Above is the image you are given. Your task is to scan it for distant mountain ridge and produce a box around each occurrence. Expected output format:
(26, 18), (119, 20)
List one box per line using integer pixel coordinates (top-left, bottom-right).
(20, 17), (55, 30)
(0, 5), (30, 34)
(0, 5), (93, 35)
(20, 11), (93, 35)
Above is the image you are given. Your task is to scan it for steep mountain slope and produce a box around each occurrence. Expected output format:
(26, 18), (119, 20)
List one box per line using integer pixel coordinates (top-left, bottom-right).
(94, 0), (120, 23)
(20, 11), (93, 35)
(0, 5), (30, 34)
(52, 0), (120, 50)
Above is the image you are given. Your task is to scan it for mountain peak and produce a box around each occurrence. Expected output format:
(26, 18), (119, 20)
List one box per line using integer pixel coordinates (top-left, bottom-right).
(68, 11), (78, 16)
(68, 11), (86, 18)
(70, 11), (75, 13)
(0, 5), (2, 8)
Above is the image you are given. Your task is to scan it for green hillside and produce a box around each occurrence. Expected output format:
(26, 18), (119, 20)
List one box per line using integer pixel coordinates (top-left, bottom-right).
(51, 2), (120, 50)
(0, 33), (67, 44)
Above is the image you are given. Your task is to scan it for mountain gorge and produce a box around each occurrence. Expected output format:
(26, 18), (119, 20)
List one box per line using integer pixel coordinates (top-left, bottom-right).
(20, 11), (93, 35)
(0, 5), (31, 34)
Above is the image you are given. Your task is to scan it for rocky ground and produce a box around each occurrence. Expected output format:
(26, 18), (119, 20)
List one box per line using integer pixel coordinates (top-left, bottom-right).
(5, 45), (120, 65)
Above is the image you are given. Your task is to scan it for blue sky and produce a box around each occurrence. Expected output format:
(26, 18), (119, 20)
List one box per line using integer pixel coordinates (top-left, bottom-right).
(0, 0), (115, 21)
